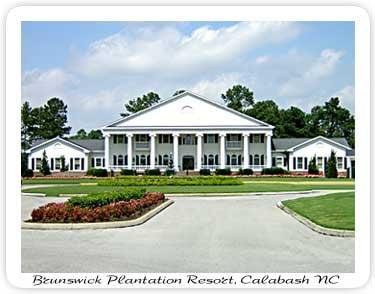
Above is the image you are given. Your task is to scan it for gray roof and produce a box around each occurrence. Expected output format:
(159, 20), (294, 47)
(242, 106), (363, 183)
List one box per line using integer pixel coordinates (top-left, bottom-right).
(272, 137), (351, 151)
(30, 138), (104, 151)
(346, 149), (355, 156)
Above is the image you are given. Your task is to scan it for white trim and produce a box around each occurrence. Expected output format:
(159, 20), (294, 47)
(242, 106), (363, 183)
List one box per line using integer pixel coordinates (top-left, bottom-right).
(287, 136), (352, 152)
(26, 136), (90, 153)
(102, 90), (274, 129)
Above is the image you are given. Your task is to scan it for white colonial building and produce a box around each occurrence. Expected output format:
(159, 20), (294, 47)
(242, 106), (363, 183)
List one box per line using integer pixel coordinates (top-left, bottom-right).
(26, 91), (355, 176)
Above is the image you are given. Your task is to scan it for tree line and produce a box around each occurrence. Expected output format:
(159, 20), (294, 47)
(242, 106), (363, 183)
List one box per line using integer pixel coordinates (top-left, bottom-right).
(21, 84), (355, 151)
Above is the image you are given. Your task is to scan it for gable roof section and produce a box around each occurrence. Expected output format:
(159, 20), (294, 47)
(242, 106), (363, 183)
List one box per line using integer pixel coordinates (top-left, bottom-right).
(272, 136), (351, 151)
(103, 90), (274, 129)
(27, 137), (104, 153)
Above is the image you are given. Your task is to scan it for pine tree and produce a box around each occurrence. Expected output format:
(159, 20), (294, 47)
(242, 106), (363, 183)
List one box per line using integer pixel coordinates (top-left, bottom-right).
(326, 150), (338, 178)
(308, 157), (319, 175)
(40, 150), (51, 176)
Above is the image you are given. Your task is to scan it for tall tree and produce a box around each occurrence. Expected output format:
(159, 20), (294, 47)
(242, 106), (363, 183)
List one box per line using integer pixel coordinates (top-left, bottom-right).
(70, 129), (87, 139)
(278, 107), (308, 138)
(121, 92), (161, 117)
(87, 129), (104, 139)
(35, 97), (71, 139)
(221, 85), (254, 112)
(246, 100), (282, 136)
(21, 101), (36, 151)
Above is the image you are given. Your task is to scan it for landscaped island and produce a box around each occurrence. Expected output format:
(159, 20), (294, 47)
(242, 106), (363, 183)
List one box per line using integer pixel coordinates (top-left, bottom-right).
(28, 189), (166, 223)
(282, 192), (354, 231)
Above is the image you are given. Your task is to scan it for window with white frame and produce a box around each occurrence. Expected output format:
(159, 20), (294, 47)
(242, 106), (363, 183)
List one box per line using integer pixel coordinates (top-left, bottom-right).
(140, 155), (147, 165)
(118, 155), (124, 166)
(55, 158), (61, 170)
(317, 157), (323, 169)
(297, 157), (303, 169)
(117, 135), (124, 144)
(74, 158), (81, 170)
(208, 154), (215, 165)
(231, 154), (237, 165)
(276, 157), (283, 167)
(337, 157), (343, 169)
(36, 158), (41, 169)
(207, 134), (216, 143)
(159, 134), (172, 144)
(95, 158), (102, 167)
(253, 134), (261, 143)
(163, 154), (169, 165)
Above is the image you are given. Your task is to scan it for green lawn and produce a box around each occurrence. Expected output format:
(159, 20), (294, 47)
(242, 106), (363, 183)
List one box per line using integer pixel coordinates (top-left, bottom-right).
(282, 192), (354, 230)
(22, 181), (354, 197)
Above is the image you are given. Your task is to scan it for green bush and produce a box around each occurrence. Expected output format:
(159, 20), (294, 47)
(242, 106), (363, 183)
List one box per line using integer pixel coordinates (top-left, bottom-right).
(326, 151), (338, 178)
(40, 150), (51, 176)
(23, 169), (34, 178)
(215, 168), (231, 175)
(239, 168), (253, 175)
(145, 168), (161, 176)
(308, 157), (319, 175)
(261, 167), (288, 175)
(120, 169), (137, 176)
(67, 188), (146, 208)
(86, 168), (108, 177)
(199, 169), (211, 176)
(164, 169), (175, 176)
(98, 176), (242, 186)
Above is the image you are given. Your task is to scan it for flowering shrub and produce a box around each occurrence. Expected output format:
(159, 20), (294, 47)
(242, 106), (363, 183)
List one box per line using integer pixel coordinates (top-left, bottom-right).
(30, 192), (165, 223)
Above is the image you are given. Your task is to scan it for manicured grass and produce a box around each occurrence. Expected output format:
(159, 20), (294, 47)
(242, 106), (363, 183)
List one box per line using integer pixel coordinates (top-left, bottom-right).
(22, 176), (354, 185)
(22, 181), (354, 197)
(282, 192), (354, 230)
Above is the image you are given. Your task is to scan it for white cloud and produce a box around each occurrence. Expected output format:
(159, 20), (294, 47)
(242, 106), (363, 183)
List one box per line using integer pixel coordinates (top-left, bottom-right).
(75, 22), (300, 78)
(255, 55), (269, 64)
(332, 85), (354, 112)
(278, 49), (344, 97)
(22, 68), (77, 106)
(190, 73), (247, 102)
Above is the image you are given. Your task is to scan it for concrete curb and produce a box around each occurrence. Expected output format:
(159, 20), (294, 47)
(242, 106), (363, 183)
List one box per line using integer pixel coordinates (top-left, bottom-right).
(22, 199), (174, 230)
(166, 190), (315, 197)
(21, 192), (46, 197)
(277, 201), (354, 238)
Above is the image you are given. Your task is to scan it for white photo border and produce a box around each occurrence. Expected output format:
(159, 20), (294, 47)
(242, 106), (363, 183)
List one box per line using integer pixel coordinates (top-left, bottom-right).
(6, 5), (371, 288)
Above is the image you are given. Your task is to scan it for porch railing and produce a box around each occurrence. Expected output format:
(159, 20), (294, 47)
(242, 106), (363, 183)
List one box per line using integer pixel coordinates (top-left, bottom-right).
(226, 141), (241, 149)
(135, 142), (150, 149)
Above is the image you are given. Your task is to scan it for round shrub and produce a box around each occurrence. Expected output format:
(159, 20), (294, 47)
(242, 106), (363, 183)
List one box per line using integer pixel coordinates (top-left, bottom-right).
(199, 169), (211, 176)
(239, 168), (253, 175)
(164, 169), (176, 176)
(120, 169), (137, 176)
(86, 168), (108, 177)
(261, 167), (288, 175)
(215, 168), (231, 176)
(144, 168), (161, 176)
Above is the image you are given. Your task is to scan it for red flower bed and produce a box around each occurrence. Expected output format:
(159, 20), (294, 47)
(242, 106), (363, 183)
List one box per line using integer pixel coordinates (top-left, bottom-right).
(30, 192), (165, 223)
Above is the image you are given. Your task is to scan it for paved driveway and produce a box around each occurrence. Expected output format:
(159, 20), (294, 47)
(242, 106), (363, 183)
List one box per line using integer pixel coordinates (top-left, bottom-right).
(21, 192), (354, 273)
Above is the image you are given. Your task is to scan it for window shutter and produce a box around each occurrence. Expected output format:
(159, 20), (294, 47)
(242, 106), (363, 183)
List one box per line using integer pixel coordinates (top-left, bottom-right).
(31, 158), (35, 170)
(272, 157), (276, 167)
(249, 135), (253, 143)
(203, 134), (207, 143)
(238, 155), (242, 165)
(147, 155), (150, 165)
(344, 157), (347, 169)
(113, 155), (117, 165)
(283, 157), (287, 167)
(81, 158), (84, 170)
(293, 157), (296, 169)
(261, 134), (265, 143)
(91, 158), (95, 167)
(261, 155), (265, 165)
(102, 159), (105, 167)
(249, 155), (253, 165)
(50, 158), (54, 170)
(70, 158), (73, 170)
(215, 155), (219, 165)
(304, 157), (308, 170)
(113, 135), (117, 144)
(226, 155), (230, 165)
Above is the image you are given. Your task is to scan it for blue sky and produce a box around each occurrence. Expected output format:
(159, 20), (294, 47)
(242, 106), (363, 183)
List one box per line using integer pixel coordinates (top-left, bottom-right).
(22, 21), (354, 132)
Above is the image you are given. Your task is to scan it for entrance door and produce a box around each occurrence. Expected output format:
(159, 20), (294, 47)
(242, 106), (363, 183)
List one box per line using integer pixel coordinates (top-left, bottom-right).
(182, 156), (194, 170)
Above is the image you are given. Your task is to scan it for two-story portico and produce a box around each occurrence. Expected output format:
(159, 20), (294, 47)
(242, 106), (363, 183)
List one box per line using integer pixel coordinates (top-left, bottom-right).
(101, 91), (274, 172)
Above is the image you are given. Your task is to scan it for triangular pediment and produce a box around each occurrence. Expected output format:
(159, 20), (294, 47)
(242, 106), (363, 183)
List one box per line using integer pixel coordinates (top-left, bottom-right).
(106, 91), (272, 128)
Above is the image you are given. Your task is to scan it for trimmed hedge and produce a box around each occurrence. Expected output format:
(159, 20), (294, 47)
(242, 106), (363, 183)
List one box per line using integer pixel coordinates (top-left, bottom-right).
(120, 169), (137, 176)
(67, 188), (146, 208)
(23, 169), (34, 178)
(164, 169), (176, 176)
(199, 169), (211, 176)
(261, 167), (289, 175)
(215, 168), (231, 175)
(98, 176), (242, 186)
(145, 168), (161, 176)
(86, 168), (108, 177)
(30, 192), (165, 223)
(239, 168), (253, 175)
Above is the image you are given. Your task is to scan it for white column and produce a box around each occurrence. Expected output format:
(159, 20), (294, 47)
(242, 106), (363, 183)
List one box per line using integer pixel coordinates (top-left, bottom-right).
(243, 133), (249, 168)
(173, 133), (179, 171)
(84, 154), (89, 171)
(220, 133), (226, 168)
(28, 154), (32, 170)
(266, 133), (272, 168)
(104, 134), (110, 171)
(127, 133), (133, 170)
(150, 133), (156, 169)
(289, 154), (293, 171)
(196, 133), (203, 170)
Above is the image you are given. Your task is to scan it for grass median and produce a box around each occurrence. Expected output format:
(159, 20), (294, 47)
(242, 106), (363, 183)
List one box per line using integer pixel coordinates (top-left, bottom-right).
(282, 192), (354, 230)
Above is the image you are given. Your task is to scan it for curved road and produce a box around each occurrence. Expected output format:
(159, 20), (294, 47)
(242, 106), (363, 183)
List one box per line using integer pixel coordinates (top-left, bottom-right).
(21, 191), (354, 273)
